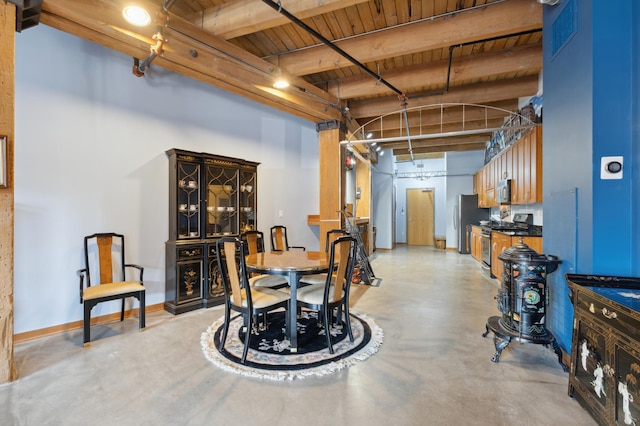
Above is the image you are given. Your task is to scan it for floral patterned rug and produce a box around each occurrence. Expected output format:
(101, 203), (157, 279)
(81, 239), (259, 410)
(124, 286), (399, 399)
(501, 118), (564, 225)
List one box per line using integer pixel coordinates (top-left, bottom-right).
(201, 310), (383, 381)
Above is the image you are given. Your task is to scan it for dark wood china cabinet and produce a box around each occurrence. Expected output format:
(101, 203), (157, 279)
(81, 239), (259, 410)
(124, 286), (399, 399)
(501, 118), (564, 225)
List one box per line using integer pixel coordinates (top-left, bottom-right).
(164, 149), (258, 314)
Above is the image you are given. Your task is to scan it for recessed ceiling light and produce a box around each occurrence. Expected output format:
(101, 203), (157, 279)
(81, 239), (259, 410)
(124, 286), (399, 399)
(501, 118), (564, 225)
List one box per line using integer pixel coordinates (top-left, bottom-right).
(123, 6), (151, 26)
(273, 79), (290, 89)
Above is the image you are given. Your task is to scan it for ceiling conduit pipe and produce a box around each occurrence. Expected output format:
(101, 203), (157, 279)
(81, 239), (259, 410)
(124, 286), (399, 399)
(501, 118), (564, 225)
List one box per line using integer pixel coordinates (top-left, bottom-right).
(260, 0), (405, 99)
(260, 0), (413, 159)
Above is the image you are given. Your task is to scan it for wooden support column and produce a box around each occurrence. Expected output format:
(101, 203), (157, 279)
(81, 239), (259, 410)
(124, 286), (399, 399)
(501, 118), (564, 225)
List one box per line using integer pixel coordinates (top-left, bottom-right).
(318, 126), (345, 250)
(0, 2), (16, 383)
(355, 156), (373, 254)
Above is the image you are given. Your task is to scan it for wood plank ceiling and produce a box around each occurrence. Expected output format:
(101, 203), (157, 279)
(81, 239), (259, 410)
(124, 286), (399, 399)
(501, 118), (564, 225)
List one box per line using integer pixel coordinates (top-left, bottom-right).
(37, 0), (542, 155)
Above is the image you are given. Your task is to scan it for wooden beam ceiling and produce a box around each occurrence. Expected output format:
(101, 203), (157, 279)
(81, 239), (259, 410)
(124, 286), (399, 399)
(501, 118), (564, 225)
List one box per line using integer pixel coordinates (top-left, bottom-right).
(34, 0), (544, 154)
(276, 0), (541, 77)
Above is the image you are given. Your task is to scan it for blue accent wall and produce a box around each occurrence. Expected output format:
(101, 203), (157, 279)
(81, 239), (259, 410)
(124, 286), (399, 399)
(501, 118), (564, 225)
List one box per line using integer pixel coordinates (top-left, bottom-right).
(543, 0), (640, 353)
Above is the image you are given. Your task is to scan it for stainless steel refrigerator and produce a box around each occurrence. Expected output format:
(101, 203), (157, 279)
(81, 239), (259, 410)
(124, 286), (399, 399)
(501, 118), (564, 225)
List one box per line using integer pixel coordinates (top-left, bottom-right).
(455, 194), (490, 254)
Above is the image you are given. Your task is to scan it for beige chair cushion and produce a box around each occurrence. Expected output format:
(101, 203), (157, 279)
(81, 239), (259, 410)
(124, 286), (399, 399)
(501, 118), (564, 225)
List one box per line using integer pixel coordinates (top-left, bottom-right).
(299, 273), (328, 286)
(83, 281), (144, 301)
(245, 287), (290, 309)
(250, 274), (288, 288)
(296, 281), (342, 305)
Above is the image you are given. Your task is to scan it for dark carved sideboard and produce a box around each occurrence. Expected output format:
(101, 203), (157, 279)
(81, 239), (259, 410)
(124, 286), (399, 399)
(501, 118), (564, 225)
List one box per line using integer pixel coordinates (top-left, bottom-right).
(567, 274), (640, 425)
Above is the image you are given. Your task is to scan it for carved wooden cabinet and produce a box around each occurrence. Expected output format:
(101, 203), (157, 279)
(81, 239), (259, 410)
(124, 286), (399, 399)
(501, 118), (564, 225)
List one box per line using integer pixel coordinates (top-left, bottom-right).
(567, 274), (640, 425)
(164, 149), (259, 314)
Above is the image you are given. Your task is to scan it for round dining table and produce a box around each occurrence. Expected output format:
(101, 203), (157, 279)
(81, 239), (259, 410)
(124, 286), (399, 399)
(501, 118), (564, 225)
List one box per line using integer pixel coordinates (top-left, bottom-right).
(245, 250), (328, 352)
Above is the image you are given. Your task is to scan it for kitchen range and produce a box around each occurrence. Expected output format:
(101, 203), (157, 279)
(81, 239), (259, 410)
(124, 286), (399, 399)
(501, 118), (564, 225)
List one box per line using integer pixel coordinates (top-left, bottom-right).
(478, 213), (542, 277)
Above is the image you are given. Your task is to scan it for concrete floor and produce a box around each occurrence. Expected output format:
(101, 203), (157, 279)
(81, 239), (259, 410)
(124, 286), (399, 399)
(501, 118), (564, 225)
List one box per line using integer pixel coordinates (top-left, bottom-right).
(1, 245), (596, 426)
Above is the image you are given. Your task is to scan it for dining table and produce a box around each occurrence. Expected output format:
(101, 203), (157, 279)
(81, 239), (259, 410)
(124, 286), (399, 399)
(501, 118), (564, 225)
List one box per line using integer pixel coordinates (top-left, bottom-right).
(245, 250), (329, 352)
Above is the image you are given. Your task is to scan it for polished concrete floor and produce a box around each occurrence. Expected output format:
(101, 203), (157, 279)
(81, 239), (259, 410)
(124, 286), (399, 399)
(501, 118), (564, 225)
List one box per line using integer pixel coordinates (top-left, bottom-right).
(1, 245), (596, 426)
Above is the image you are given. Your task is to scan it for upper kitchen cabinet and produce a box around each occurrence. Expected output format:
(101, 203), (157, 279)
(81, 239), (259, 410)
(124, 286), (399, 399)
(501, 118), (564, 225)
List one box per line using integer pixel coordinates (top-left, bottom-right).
(475, 126), (542, 207)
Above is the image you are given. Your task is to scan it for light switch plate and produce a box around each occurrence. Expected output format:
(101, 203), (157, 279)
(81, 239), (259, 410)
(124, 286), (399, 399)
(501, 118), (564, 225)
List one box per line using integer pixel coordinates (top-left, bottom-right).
(601, 156), (623, 180)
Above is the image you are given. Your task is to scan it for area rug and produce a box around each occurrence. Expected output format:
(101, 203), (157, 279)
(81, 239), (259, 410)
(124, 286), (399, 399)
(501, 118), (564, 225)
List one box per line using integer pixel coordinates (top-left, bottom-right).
(201, 310), (383, 381)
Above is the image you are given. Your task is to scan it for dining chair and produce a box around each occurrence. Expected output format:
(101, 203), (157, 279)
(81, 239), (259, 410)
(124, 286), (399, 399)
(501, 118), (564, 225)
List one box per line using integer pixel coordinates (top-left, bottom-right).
(241, 230), (288, 289)
(299, 229), (347, 286)
(270, 225), (306, 252)
(78, 232), (145, 346)
(296, 235), (357, 354)
(216, 237), (290, 363)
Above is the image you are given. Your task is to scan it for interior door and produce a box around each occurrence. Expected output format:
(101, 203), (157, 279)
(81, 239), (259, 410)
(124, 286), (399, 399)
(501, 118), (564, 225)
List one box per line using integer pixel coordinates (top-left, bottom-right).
(407, 188), (434, 246)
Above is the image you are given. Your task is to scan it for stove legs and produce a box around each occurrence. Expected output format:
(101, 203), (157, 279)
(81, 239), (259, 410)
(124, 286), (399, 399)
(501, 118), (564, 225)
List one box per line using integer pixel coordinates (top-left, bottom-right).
(483, 317), (568, 371)
(483, 324), (511, 363)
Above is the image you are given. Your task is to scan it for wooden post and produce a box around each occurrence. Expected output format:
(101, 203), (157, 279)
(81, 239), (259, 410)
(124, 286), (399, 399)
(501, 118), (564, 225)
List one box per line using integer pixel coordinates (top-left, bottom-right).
(0, 2), (16, 383)
(318, 127), (344, 250)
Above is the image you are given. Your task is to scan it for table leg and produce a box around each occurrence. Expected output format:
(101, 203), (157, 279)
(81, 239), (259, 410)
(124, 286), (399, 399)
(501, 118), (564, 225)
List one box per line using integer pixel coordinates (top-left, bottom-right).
(288, 270), (298, 352)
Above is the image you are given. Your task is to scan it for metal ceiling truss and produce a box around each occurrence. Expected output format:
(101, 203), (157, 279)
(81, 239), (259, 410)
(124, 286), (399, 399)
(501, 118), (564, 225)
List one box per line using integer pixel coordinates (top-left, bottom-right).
(341, 102), (538, 150)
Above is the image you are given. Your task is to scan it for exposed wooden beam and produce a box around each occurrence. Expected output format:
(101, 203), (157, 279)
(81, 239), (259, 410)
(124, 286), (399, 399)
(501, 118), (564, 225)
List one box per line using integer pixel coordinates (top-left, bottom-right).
(364, 120), (504, 140)
(393, 141), (487, 156)
(329, 45), (541, 99)
(198, 0), (371, 40)
(40, 0), (343, 123)
(349, 76), (539, 119)
(279, 0), (541, 77)
(384, 134), (491, 150)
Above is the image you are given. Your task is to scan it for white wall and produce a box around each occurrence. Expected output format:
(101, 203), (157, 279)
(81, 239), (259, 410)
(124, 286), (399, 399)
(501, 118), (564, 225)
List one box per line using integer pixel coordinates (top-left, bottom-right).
(393, 157), (447, 243)
(445, 151), (486, 248)
(14, 26), (319, 333)
(372, 152), (394, 249)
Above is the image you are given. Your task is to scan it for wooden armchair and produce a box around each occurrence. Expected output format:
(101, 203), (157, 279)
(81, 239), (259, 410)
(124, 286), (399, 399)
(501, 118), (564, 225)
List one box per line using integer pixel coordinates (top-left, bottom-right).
(78, 233), (145, 346)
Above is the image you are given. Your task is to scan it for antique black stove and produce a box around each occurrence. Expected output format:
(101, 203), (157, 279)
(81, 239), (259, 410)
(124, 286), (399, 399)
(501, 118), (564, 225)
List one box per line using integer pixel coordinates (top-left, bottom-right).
(482, 239), (566, 370)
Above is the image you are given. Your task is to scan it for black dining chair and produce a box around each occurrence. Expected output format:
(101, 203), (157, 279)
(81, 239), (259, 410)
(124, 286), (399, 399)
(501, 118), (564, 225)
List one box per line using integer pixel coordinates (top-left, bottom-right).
(241, 230), (288, 289)
(295, 235), (357, 354)
(270, 225), (306, 252)
(299, 229), (347, 286)
(216, 237), (290, 363)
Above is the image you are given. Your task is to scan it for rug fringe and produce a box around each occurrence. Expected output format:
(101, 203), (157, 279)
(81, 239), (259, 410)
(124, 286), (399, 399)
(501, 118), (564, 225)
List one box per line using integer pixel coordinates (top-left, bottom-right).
(201, 312), (383, 381)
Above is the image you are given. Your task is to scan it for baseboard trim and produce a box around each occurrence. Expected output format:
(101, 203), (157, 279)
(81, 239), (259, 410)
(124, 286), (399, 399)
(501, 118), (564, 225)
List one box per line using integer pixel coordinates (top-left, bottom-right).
(14, 303), (165, 344)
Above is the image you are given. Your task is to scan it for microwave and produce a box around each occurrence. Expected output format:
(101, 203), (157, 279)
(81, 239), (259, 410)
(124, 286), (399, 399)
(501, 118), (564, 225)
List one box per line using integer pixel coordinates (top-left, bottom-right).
(497, 179), (511, 204)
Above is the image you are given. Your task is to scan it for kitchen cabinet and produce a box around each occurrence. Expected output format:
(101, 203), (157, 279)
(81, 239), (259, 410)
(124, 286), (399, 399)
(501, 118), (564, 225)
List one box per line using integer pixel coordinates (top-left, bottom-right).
(567, 274), (640, 426)
(491, 233), (543, 279)
(474, 126), (542, 208)
(473, 170), (481, 196)
(471, 226), (483, 262)
(491, 232), (511, 278)
(164, 149), (259, 314)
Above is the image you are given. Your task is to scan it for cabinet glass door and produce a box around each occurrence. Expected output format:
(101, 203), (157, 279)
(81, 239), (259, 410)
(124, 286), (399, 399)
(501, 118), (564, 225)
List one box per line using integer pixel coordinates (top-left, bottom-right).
(205, 166), (238, 237)
(239, 170), (256, 233)
(177, 162), (200, 239)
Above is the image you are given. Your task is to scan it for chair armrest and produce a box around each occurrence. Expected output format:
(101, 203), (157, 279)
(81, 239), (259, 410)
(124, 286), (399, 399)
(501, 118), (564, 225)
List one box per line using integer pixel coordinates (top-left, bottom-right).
(125, 264), (144, 283)
(291, 246), (306, 251)
(78, 268), (87, 303)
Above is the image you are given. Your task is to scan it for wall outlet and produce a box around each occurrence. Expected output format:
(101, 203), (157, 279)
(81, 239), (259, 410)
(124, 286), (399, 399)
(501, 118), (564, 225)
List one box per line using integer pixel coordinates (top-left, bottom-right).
(278, 210), (284, 218)
(601, 156), (623, 180)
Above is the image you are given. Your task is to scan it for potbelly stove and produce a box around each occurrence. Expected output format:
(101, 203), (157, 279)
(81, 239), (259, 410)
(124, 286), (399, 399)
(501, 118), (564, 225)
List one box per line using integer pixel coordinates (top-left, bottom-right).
(482, 238), (566, 371)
